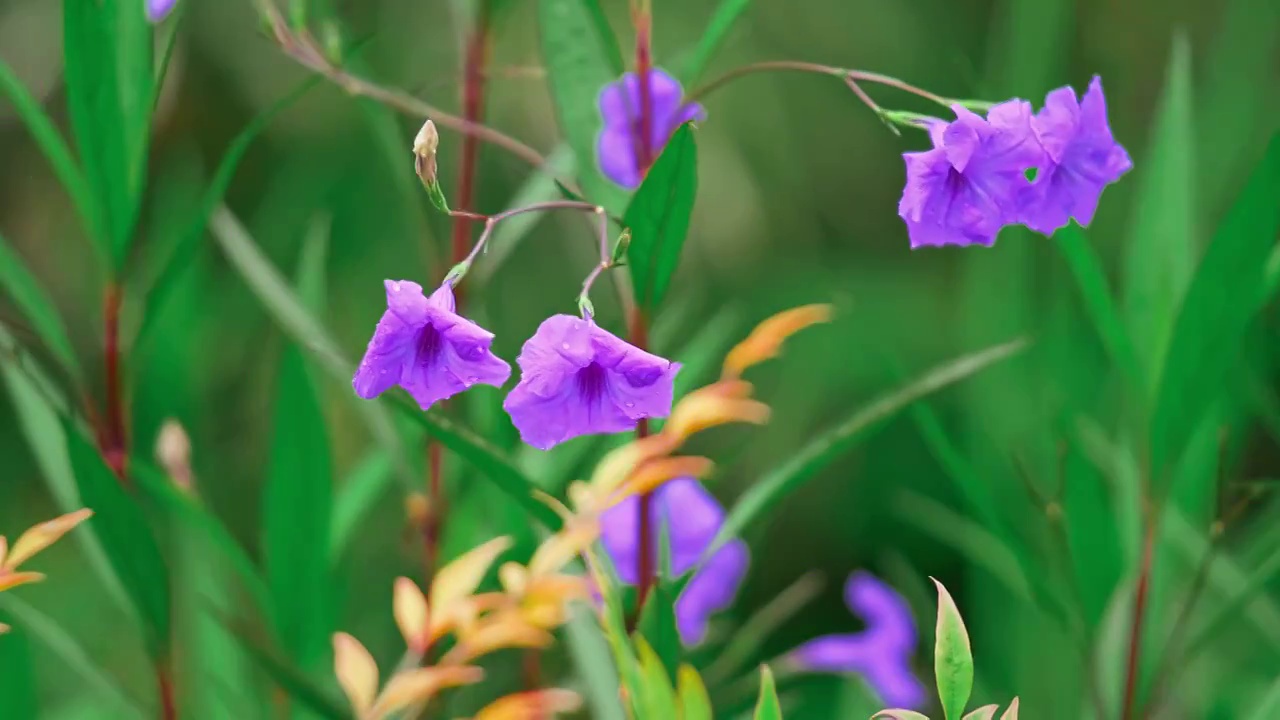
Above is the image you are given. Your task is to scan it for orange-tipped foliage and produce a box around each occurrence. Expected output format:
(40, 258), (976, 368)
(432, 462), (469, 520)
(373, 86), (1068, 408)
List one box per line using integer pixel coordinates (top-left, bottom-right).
(3, 509), (94, 571)
(472, 689), (583, 720)
(722, 303), (832, 379)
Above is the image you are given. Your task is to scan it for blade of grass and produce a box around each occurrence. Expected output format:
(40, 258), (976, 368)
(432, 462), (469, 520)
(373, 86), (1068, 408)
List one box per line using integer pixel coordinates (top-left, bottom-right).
(329, 450), (393, 562)
(679, 0), (752, 83)
(0, 231), (83, 384)
(717, 338), (1028, 544)
(1052, 224), (1139, 383)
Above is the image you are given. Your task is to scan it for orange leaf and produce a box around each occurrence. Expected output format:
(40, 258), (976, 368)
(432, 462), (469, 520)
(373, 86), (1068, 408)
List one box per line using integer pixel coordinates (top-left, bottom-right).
(472, 688), (583, 720)
(332, 632), (378, 717)
(528, 520), (600, 577)
(369, 665), (483, 719)
(722, 304), (832, 379)
(428, 536), (512, 641)
(0, 571), (46, 592)
(4, 509), (93, 570)
(393, 577), (429, 654)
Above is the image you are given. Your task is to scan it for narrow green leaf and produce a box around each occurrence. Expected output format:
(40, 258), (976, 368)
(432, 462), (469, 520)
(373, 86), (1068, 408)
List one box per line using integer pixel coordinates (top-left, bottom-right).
(0, 231), (82, 382)
(0, 613), (39, 719)
(679, 0), (752, 83)
(704, 572), (822, 684)
(623, 123), (698, 311)
(63, 0), (137, 269)
(131, 462), (272, 620)
(753, 665), (782, 720)
(676, 665), (714, 720)
(582, 0), (625, 76)
(0, 56), (104, 255)
(1151, 133), (1280, 473)
(0, 595), (146, 717)
(329, 451), (393, 562)
(636, 581), (680, 683)
(635, 636), (679, 719)
(1052, 224), (1139, 383)
(718, 338), (1028, 544)
(266, 347), (333, 672)
(387, 395), (563, 530)
(239, 636), (352, 720)
(931, 579), (973, 720)
(1247, 674), (1280, 720)
(140, 79), (318, 345)
(65, 422), (170, 658)
(1122, 33), (1195, 398)
(565, 603), (626, 720)
(537, 0), (630, 215)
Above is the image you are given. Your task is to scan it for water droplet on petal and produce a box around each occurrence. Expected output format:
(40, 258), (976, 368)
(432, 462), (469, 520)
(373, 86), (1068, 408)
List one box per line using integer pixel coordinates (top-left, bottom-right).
(562, 343), (571, 350)
(624, 402), (634, 408)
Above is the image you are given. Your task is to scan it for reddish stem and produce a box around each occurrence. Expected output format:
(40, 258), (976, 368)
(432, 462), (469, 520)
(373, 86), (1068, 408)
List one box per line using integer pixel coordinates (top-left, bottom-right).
(629, 309), (656, 608)
(1121, 516), (1158, 720)
(156, 663), (177, 720)
(633, 13), (655, 176)
(103, 283), (128, 482)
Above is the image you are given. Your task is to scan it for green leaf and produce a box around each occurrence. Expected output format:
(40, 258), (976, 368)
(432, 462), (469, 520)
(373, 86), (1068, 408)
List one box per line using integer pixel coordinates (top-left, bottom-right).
(753, 665), (782, 720)
(239, 635), (352, 720)
(635, 636), (679, 719)
(931, 579), (973, 720)
(0, 612), (39, 719)
(131, 462), (272, 618)
(266, 347), (334, 671)
(623, 124), (698, 311)
(387, 396), (563, 530)
(329, 451), (393, 562)
(676, 665), (714, 720)
(1122, 33), (1195, 399)
(635, 581), (680, 683)
(679, 0), (752, 83)
(565, 604), (626, 720)
(65, 422), (171, 658)
(537, 0), (630, 215)
(63, 0), (150, 270)
(1052, 225), (1139, 383)
(1151, 132), (1280, 473)
(140, 79), (318, 344)
(0, 56), (104, 256)
(717, 338), (1028, 543)
(0, 595), (145, 717)
(582, 0), (625, 77)
(0, 231), (82, 383)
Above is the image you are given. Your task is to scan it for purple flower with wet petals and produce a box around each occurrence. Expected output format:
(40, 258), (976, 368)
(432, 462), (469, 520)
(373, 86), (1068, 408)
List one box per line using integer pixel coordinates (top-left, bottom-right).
(146, 0), (178, 22)
(597, 68), (707, 189)
(898, 100), (1044, 248)
(352, 280), (511, 410)
(791, 572), (926, 709)
(503, 315), (680, 450)
(600, 478), (749, 645)
(1019, 76), (1133, 235)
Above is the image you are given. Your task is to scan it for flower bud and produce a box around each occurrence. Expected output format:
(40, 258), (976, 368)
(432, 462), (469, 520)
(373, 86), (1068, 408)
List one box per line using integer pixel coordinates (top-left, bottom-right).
(414, 120), (451, 213)
(155, 419), (194, 493)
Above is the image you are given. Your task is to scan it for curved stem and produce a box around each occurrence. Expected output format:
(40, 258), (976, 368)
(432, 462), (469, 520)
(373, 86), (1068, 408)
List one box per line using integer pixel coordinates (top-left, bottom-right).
(683, 60), (845, 104)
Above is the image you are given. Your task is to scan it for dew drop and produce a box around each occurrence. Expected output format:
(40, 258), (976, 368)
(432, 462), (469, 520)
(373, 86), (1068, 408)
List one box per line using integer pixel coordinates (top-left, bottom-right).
(624, 402), (635, 408)
(562, 342), (571, 350)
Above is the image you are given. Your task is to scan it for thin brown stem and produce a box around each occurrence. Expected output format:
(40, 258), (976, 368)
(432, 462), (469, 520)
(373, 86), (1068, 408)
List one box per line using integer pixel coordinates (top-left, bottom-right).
(156, 663), (177, 720)
(457, 201), (604, 271)
(684, 60), (950, 111)
(630, 309), (655, 609)
(102, 284), (128, 483)
(1121, 514), (1158, 720)
(633, 11), (655, 174)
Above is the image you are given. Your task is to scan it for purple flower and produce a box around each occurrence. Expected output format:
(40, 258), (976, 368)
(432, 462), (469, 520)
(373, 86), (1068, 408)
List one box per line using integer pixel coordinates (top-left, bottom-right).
(600, 478), (749, 644)
(503, 315), (680, 450)
(146, 0), (178, 22)
(1019, 76), (1132, 234)
(898, 101), (1044, 248)
(791, 572), (925, 709)
(597, 68), (707, 189)
(352, 280), (511, 410)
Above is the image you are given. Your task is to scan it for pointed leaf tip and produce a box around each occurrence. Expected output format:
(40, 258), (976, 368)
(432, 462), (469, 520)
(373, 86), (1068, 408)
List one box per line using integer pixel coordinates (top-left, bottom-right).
(753, 665), (782, 720)
(931, 578), (973, 720)
(333, 632), (378, 717)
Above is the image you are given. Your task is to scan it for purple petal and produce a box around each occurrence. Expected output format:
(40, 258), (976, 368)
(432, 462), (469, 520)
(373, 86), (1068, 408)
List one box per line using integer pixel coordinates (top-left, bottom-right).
(597, 126), (641, 189)
(146, 0), (178, 22)
(675, 539), (749, 645)
(792, 633), (874, 672)
(657, 479), (725, 576)
(844, 572), (917, 653)
(863, 662), (929, 709)
(504, 315), (678, 450)
(599, 493), (642, 585)
(898, 148), (1003, 248)
(352, 281), (511, 410)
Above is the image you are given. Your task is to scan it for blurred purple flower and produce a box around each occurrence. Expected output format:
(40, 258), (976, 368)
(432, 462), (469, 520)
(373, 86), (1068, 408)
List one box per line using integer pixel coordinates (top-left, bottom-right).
(1018, 76), (1132, 234)
(600, 478), (749, 645)
(352, 280), (511, 410)
(503, 315), (680, 450)
(596, 68), (706, 189)
(791, 572), (926, 709)
(898, 101), (1043, 248)
(146, 0), (178, 22)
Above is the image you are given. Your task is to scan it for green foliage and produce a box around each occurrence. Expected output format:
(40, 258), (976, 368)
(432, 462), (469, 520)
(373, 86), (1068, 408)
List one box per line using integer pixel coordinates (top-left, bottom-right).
(0, 231), (81, 383)
(65, 423), (170, 658)
(676, 664), (714, 720)
(932, 579), (974, 720)
(753, 665), (782, 720)
(624, 123), (699, 312)
(0, 615), (39, 719)
(636, 581), (681, 683)
(679, 0), (753, 83)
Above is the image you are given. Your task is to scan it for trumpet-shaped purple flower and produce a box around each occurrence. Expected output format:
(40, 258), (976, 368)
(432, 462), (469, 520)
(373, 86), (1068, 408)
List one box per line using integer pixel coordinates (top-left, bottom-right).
(352, 280), (511, 410)
(898, 101), (1044, 248)
(503, 315), (680, 450)
(791, 572), (925, 709)
(600, 478), (749, 645)
(1019, 76), (1132, 234)
(597, 68), (707, 189)
(146, 0), (178, 22)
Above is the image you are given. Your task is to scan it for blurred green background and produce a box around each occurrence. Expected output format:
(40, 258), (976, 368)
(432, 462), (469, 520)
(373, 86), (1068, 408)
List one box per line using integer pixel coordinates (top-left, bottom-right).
(1, 0), (1279, 717)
